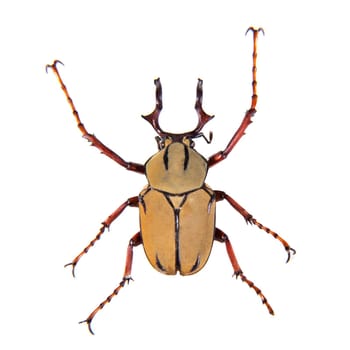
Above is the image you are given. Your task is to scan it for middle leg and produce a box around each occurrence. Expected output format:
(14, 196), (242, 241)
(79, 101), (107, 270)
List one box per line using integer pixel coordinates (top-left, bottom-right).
(215, 190), (296, 262)
(65, 196), (139, 276)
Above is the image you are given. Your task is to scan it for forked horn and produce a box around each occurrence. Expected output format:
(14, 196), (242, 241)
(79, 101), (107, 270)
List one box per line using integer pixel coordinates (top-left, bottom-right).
(142, 78), (164, 135)
(142, 78), (214, 138)
(193, 79), (215, 134)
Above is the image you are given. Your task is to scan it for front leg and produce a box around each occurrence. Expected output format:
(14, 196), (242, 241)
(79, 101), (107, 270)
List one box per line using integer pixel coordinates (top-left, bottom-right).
(46, 60), (145, 174)
(208, 27), (263, 167)
(215, 190), (296, 262)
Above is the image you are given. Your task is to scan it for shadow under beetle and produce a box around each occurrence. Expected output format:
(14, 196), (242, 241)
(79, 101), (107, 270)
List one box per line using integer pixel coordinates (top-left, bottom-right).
(47, 27), (295, 334)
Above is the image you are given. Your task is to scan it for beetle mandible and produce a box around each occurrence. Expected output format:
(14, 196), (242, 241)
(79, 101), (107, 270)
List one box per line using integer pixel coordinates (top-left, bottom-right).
(47, 27), (295, 334)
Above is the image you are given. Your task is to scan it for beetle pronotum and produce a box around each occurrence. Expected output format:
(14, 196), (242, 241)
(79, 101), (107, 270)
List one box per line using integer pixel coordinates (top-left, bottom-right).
(47, 27), (295, 334)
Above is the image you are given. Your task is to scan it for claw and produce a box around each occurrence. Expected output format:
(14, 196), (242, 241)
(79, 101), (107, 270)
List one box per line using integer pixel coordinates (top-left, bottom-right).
(45, 59), (64, 73)
(79, 319), (95, 335)
(245, 215), (254, 225)
(286, 247), (296, 263)
(124, 276), (134, 284)
(245, 27), (265, 35)
(77, 276), (133, 335)
(233, 269), (243, 280)
(64, 261), (77, 278)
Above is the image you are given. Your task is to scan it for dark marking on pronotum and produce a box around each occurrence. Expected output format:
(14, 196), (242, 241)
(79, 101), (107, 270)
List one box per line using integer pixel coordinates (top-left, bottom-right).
(163, 143), (189, 172)
(163, 145), (169, 170)
(183, 144), (189, 170)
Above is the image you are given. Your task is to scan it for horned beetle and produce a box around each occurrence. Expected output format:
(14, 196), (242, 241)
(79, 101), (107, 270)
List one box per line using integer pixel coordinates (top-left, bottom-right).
(47, 27), (295, 334)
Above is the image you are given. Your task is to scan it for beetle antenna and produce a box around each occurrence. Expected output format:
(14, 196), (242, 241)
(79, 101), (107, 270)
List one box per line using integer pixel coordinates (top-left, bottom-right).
(193, 131), (213, 144)
(155, 136), (164, 150)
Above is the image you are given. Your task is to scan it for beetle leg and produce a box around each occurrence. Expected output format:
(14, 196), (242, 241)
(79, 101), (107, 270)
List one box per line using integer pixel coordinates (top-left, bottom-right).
(215, 228), (274, 315)
(208, 28), (263, 167)
(79, 232), (142, 335)
(46, 60), (145, 174)
(215, 190), (296, 263)
(65, 196), (139, 277)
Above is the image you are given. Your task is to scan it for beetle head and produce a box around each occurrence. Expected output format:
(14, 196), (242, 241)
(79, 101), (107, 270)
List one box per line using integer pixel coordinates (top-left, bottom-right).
(142, 78), (214, 149)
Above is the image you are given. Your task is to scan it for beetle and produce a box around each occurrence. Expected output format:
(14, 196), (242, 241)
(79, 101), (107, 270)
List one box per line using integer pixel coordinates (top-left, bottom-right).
(47, 27), (295, 334)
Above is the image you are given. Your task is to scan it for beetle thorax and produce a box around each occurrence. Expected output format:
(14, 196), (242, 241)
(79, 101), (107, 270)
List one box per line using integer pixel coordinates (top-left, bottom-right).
(145, 139), (208, 194)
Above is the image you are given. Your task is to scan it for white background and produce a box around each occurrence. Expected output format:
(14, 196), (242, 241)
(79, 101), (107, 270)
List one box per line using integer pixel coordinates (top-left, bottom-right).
(1, 0), (349, 348)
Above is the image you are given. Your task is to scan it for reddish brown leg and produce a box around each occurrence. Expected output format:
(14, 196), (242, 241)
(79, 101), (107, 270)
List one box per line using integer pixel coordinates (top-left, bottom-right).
(215, 228), (274, 315)
(65, 196), (139, 276)
(80, 232), (142, 335)
(46, 60), (145, 173)
(208, 27), (264, 167)
(215, 190), (296, 262)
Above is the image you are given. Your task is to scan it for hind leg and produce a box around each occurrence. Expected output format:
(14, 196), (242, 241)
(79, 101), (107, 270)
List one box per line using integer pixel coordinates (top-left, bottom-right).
(215, 227), (274, 315)
(80, 232), (142, 334)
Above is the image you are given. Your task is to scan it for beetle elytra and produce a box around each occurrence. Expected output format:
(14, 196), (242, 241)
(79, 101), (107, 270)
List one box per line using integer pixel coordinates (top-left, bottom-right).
(47, 27), (295, 334)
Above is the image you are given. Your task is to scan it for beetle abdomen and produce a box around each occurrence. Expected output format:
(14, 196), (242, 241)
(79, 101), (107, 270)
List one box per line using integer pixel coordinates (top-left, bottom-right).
(139, 185), (215, 276)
